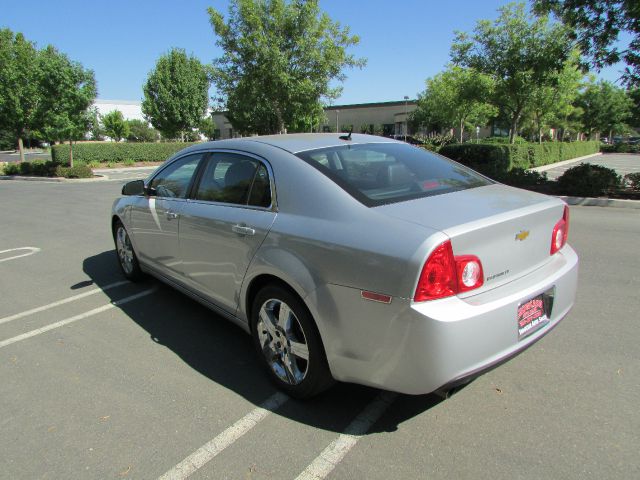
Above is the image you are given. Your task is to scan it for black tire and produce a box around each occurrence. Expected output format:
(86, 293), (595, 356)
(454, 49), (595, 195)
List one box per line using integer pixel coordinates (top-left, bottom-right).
(113, 219), (144, 281)
(251, 285), (334, 399)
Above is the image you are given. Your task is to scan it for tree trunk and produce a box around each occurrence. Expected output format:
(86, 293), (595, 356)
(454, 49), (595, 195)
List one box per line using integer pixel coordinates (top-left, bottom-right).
(68, 139), (74, 168)
(459, 120), (464, 143)
(18, 137), (25, 163)
(509, 116), (519, 144)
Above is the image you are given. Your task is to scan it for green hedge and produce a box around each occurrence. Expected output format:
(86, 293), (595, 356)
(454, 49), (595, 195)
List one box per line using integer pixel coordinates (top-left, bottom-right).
(439, 141), (599, 176)
(1, 160), (92, 178)
(51, 142), (196, 164)
(600, 143), (640, 154)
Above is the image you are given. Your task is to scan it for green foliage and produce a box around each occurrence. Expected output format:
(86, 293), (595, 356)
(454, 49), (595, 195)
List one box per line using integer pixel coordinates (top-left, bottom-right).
(37, 45), (97, 149)
(577, 80), (633, 138)
(54, 164), (93, 178)
(0, 159), (91, 178)
(439, 141), (600, 176)
(414, 133), (456, 151)
(439, 144), (513, 176)
(601, 142), (640, 153)
(411, 66), (497, 142)
(451, 3), (571, 143)
(0, 29), (43, 159)
(623, 172), (640, 191)
(0, 128), (14, 150)
(533, 0), (640, 87)
(102, 110), (129, 142)
(494, 168), (549, 188)
(629, 88), (640, 127)
(525, 51), (585, 142)
(208, 0), (365, 135)
(87, 107), (104, 141)
(198, 117), (217, 140)
(142, 48), (210, 140)
(51, 142), (195, 164)
(3, 162), (20, 175)
(126, 119), (158, 142)
(557, 163), (622, 196)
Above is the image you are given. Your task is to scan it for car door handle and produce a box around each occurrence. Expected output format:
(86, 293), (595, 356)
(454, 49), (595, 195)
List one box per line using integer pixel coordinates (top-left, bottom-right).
(232, 224), (256, 236)
(166, 211), (179, 220)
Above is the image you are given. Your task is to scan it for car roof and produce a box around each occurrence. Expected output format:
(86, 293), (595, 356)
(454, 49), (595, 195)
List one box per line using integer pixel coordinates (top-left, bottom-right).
(182, 133), (398, 155)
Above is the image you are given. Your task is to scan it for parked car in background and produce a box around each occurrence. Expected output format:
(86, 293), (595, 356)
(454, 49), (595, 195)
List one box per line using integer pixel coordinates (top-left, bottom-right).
(112, 134), (578, 398)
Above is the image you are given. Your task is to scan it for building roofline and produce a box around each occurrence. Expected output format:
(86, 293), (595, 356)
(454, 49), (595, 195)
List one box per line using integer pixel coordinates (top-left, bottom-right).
(210, 100), (419, 117)
(324, 100), (417, 110)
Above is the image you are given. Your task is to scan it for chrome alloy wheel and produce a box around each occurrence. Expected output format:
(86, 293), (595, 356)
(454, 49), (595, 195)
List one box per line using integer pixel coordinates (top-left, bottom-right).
(115, 226), (135, 275)
(257, 298), (310, 385)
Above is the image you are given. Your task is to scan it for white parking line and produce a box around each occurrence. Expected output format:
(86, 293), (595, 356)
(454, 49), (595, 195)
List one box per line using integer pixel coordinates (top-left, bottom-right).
(0, 247), (40, 263)
(0, 287), (156, 349)
(0, 280), (130, 326)
(157, 392), (289, 480)
(294, 392), (397, 480)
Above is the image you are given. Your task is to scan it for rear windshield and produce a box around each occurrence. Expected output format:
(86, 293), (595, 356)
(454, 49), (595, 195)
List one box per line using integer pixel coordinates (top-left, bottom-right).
(295, 143), (492, 207)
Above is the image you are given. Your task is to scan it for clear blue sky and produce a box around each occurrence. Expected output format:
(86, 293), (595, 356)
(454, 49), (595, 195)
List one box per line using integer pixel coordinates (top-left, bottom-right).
(1, 0), (629, 105)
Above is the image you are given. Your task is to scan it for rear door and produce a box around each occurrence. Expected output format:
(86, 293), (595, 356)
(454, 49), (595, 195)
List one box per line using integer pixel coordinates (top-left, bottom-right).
(179, 151), (276, 314)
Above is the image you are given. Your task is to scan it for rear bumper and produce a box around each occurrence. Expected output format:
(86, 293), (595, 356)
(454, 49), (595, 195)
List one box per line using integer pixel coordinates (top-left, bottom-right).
(311, 245), (578, 395)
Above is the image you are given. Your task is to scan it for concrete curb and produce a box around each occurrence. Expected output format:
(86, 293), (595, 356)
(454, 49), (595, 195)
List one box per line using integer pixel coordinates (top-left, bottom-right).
(559, 196), (640, 209)
(0, 174), (106, 183)
(530, 152), (603, 173)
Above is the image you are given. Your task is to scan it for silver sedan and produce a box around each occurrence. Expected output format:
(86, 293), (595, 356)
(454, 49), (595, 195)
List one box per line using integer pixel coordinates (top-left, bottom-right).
(112, 134), (578, 398)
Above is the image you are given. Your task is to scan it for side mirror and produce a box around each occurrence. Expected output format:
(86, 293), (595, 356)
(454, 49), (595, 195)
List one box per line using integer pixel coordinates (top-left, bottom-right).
(122, 180), (145, 196)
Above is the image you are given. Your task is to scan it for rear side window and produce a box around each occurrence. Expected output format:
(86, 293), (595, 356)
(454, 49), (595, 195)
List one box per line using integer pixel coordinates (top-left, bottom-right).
(296, 143), (491, 206)
(194, 153), (272, 207)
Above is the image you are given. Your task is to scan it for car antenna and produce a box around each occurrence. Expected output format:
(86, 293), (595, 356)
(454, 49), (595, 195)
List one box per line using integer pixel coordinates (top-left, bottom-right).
(339, 127), (353, 141)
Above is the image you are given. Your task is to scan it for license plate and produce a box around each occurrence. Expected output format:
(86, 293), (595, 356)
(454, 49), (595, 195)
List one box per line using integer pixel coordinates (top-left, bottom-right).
(517, 293), (550, 340)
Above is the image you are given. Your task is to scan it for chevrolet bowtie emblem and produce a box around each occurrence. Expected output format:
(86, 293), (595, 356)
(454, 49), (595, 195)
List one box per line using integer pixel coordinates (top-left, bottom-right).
(515, 230), (530, 241)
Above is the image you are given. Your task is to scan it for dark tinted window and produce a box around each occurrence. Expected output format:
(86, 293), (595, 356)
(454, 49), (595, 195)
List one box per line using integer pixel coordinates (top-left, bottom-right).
(194, 153), (271, 207)
(296, 143), (491, 206)
(150, 154), (202, 198)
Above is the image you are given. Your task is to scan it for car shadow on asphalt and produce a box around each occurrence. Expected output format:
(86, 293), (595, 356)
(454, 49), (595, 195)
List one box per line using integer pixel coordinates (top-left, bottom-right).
(81, 250), (445, 434)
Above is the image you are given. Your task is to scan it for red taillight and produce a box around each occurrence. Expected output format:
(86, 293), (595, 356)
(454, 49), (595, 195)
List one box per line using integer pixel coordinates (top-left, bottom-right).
(550, 205), (570, 255)
(414, 240), (484, 302)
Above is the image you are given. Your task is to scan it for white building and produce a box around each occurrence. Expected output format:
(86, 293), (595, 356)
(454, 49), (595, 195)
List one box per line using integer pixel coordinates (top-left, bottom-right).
(93, 99), (145, 121)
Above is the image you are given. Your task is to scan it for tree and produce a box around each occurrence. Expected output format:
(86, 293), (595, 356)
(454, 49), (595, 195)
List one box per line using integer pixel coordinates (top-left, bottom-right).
(0, 29), (43, 163)
(126, 119), (158, 142)
(198, 116), (218, 140)
(101, 110), (129, 142)
(142, 48), (210, 140)
(526, 52), (584, 142)
(628, 88), (640, 127)
(86, 107), (104, 141)
(451, 3), (571, 143)
(534, 0), (640, 87)
(208, 0), (365, 135)
(37, 45), (96, 166)
(411, 66), (497, 142)
(577, 80), (632, 139)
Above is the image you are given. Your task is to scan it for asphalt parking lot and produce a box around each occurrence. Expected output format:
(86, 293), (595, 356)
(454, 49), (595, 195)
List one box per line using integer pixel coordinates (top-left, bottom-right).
(1, 180), (638, 479)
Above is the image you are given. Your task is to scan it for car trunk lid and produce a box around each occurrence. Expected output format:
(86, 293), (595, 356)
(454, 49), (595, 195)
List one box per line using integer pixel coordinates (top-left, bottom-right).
(375, 184), (566, 295)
